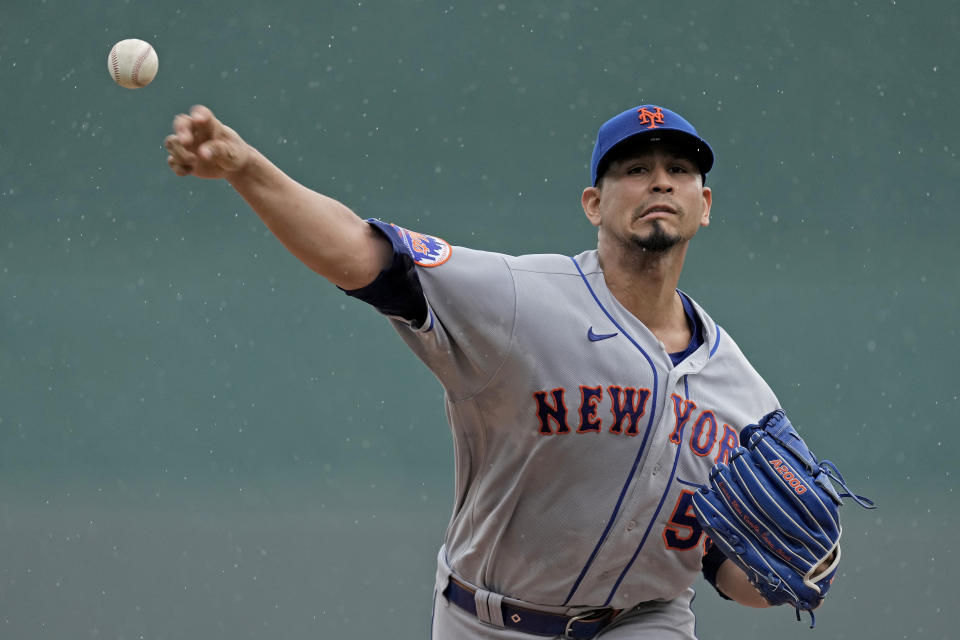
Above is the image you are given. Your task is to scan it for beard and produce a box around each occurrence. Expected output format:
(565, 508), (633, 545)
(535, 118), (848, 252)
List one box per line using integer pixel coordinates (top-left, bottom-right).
(631, 220), (681, 253)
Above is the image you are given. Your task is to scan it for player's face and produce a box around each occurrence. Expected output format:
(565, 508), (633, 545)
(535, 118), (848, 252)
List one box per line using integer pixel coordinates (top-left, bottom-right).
(582, 144), (712, 255)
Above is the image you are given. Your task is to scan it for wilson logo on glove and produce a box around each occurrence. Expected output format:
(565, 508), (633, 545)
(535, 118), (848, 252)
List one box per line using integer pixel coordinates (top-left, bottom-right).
(768, 458), (808, 494)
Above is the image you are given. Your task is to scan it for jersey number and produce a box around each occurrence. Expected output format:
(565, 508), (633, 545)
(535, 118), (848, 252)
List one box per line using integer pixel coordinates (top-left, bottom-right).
(662, 490), (705, 550)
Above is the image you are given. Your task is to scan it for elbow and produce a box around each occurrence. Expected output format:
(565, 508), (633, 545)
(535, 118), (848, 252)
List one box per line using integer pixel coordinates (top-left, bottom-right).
(306, 220), (394, 290)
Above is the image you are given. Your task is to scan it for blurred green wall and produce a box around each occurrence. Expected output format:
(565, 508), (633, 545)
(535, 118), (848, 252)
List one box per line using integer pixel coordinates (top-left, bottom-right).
(1, 1), (957, 638)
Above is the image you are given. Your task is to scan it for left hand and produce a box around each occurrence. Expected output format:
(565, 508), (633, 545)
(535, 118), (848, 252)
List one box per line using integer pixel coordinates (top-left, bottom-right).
(691, 410), (875, 626)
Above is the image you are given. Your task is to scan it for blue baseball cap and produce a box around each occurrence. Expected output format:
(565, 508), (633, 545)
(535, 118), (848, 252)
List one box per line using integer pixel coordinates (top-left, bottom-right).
(590, 105), (714, 185)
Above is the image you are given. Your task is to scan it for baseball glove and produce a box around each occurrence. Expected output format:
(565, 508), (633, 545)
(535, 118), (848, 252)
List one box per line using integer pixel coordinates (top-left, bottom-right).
(691, 409), (874, 627)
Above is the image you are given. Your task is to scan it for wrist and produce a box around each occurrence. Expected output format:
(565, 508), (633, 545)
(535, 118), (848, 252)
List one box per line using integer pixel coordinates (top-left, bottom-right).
(225, 145), (269, 186)
(716, 560), (771, 608)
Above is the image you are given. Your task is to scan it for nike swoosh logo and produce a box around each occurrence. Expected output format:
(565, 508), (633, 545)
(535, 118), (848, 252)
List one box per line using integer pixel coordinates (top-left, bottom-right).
(588, 327), (619, 342)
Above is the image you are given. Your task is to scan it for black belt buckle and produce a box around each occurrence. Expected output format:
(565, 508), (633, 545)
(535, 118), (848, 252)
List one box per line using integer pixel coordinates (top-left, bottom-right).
(564, 608), (614, 639)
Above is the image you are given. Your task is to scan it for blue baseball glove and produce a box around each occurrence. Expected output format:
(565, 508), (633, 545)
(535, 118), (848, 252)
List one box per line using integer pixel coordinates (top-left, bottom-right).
(691, 410), (874, 627)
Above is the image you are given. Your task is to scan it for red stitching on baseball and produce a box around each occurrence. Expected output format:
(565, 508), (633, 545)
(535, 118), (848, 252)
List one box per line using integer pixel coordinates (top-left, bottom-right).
(111, 48), (121, 82)
(132, 44), (153, 86)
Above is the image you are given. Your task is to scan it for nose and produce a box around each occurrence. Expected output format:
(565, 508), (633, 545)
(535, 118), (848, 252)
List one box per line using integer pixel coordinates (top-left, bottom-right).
(651, 165), (674, 193)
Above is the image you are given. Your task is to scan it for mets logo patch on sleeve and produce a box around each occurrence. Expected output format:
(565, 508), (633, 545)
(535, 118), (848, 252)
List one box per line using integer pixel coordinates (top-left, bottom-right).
(392, 224), (452, 267)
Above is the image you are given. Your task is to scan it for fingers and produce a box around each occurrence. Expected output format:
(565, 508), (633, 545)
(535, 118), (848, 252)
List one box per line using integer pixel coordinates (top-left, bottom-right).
(165, 131), (195, 161)
(166, 106), (216, 156)
(164, 105), (247, 177)
(189, 104), (220, 144)
(164, 131), (196, 176)
(171, 113), (195, 146)
(166, 154), (192, 177)
(198, 139), (243, 171)
(164, 106), (215, 176)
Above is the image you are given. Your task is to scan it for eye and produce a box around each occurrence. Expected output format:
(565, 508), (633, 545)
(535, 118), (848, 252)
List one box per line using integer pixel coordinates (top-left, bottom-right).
(669, 165), (689, 174)
(626, 164), (648, 175)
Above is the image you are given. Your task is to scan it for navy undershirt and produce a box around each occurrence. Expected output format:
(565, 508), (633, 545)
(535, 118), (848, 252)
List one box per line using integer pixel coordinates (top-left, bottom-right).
(669, 292), (728, 595)
(669, 291), (703, 365)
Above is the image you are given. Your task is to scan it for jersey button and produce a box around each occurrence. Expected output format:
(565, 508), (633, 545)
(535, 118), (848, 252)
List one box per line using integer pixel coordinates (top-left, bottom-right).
(626, 520), (636, 531)
(652, 463), (662, 475)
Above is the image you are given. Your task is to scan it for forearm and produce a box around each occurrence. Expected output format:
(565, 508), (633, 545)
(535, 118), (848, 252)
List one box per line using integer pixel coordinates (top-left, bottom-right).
(716, 560), (770, 608)
(226, 149), (390, 289)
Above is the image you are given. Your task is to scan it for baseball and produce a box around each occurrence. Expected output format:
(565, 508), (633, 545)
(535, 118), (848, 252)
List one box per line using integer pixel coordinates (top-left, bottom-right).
(107, 38), (158, 89)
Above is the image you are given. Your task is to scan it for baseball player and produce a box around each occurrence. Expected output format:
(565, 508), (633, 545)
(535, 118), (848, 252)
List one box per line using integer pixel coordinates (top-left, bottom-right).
(163, 104), (818, 638)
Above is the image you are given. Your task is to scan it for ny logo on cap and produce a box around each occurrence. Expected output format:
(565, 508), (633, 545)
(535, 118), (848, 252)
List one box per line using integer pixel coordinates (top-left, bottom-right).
(637, 107), (664, 129)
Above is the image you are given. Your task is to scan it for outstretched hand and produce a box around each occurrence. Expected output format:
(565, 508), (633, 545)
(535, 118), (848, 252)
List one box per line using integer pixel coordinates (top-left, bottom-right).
(164, 105), (252, 179)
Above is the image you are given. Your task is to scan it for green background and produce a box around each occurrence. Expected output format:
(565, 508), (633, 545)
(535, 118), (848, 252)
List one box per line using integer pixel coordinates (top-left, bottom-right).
(1, 1), (957, 638)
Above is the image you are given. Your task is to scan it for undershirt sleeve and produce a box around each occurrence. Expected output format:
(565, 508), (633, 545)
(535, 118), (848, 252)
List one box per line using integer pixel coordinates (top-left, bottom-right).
(341, 220), (428, 327)
(701, 539), (733, 601)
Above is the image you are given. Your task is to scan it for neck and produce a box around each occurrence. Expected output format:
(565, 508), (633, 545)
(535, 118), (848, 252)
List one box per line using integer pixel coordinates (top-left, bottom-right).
(598, 238), (689, 337)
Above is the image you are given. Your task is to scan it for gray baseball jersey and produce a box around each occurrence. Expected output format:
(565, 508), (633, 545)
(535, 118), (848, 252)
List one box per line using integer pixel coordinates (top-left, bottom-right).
(349, 221), (780, 635)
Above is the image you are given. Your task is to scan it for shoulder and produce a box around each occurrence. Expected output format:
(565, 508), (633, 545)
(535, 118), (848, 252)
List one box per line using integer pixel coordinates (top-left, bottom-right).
(502, 251), (589, 276)
(370, 219), (591, 278)
(423, 243), (588, 280)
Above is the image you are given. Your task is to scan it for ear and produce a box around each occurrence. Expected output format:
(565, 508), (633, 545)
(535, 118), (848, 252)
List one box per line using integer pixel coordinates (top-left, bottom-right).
(582, 186), (602, 227)
(700, 186), (712, 227)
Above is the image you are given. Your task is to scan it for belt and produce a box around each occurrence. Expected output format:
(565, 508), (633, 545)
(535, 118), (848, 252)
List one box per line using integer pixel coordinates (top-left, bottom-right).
(442, 577), (620, 639)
